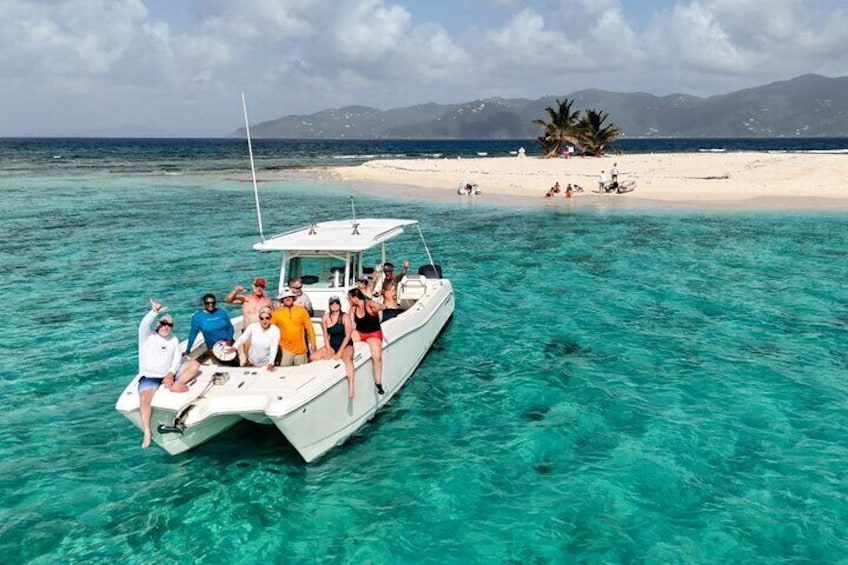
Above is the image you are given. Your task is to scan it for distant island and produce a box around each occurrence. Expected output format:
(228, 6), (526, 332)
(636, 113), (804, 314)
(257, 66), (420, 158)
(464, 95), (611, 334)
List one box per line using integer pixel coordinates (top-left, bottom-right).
(234, 74), (848, 140)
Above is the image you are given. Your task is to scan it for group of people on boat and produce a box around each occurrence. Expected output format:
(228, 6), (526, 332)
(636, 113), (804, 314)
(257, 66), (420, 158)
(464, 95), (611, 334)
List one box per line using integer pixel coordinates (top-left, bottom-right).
(135, 264), (411, 448)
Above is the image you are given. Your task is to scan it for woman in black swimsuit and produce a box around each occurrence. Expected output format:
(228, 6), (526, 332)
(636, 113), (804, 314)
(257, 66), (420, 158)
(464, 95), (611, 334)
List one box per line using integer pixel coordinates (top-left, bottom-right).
(348, 288), (386, 395)
(311, 295), (356, 399)
(380, 282), (403, 322)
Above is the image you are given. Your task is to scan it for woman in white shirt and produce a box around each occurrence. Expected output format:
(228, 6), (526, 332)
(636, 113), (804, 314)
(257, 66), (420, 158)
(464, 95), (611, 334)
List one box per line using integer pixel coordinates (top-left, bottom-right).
(231, 306), (280, 370)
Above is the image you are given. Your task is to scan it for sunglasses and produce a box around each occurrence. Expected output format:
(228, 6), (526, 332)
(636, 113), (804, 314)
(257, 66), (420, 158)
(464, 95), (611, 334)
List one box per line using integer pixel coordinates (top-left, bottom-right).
(204, 301), (216, 305)
(259, 315), (271, 321)
(159, 321), (173, 327)
(291, 285), (303, 290)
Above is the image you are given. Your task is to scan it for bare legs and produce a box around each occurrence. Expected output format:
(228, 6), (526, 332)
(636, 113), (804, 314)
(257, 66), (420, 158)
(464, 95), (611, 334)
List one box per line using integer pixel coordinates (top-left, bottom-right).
(139, 388), (156, 448)
(169, 359), (199, 393)
(139, 362), (198, 449)
(341, 347), (355, 399)
(365, 337), (383, 394)
(311, 346), (356, 400)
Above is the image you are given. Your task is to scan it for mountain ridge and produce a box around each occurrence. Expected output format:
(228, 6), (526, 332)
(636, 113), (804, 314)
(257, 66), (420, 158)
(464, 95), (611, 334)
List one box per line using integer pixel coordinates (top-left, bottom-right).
(234, 74), (848, 139)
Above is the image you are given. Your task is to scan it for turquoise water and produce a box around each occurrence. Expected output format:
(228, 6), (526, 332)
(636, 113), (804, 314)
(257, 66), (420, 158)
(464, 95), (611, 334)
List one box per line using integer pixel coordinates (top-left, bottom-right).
(2, 157), (848, 562)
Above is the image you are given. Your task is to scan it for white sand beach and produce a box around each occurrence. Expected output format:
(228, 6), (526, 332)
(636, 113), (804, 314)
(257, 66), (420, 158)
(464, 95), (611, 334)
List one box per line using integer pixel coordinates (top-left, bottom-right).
(331, 152), (848, 210)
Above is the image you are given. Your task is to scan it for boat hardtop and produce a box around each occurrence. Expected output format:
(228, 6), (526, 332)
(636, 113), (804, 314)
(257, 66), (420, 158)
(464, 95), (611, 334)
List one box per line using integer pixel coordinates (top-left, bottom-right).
(254, 218), (417, 252)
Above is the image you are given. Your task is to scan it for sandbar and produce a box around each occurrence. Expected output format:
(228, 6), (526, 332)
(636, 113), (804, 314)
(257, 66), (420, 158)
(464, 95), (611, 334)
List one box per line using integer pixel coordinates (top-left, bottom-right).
(328, 152), (848, 211)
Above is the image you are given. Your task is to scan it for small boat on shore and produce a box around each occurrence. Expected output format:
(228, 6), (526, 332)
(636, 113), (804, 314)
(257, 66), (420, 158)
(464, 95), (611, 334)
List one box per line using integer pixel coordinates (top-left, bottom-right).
(457, 181), (482, 196)
(116, 218), (455, 462)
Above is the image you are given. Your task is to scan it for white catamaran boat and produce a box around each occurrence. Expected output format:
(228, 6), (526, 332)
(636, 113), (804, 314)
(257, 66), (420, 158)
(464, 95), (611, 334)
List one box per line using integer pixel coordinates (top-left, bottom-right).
(115, 218), (454, 462)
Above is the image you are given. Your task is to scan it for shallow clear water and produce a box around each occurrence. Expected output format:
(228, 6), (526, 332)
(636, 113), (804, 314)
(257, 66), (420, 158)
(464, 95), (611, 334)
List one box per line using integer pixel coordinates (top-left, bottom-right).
(1, 143), (848, 563)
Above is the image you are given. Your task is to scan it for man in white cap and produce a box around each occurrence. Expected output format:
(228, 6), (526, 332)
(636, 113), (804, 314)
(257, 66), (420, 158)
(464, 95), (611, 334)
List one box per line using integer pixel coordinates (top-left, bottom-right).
(270, 288), (316, 366)
(137, 299), (198, 449)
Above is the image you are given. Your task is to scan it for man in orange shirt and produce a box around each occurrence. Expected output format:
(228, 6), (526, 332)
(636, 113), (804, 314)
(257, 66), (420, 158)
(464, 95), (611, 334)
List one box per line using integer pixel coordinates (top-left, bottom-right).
(271, 288), (316, 366)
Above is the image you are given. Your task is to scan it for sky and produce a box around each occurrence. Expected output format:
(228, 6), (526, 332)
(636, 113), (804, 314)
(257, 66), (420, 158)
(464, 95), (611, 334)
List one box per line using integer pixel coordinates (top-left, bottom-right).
(1, 0), (847, 137)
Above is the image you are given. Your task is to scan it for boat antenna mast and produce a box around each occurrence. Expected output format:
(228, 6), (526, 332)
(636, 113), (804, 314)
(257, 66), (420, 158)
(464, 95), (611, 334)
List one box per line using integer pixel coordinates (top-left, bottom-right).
(241, 92), (265, 242)
(350, 195), (360, 235)
(416, 224), (436, 272)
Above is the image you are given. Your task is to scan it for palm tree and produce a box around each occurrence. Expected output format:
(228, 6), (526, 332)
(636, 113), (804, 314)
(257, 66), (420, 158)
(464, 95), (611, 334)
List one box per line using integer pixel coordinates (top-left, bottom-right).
(575, 109), (621, 156)
(532, 98), (580, 158)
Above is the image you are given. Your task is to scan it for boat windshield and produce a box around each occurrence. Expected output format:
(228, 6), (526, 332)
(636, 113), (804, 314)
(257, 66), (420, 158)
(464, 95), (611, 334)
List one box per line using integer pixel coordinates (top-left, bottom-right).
(287, 255), (355, 288)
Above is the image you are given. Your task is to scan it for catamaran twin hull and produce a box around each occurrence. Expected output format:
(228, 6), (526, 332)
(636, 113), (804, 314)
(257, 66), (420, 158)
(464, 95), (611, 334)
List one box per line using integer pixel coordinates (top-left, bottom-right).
(116, 278), (454, 462)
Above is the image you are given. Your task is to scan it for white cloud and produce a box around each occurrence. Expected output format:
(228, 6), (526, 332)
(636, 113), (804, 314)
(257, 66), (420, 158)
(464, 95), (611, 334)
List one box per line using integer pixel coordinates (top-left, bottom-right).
(0, 0), (847, 135)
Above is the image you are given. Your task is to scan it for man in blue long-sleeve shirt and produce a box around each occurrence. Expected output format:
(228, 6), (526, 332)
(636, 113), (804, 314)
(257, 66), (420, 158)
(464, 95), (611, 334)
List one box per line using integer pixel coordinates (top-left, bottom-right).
(186, 293), (237, 366)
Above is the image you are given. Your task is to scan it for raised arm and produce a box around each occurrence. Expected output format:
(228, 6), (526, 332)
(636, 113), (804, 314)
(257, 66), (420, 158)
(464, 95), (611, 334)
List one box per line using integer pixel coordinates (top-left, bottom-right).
(397, 259), (409, 281)
(366, 298), (386, 313)
(368, 266), (382, 296)
(224, 284), (246, 304)
(140, 300), (163, 345)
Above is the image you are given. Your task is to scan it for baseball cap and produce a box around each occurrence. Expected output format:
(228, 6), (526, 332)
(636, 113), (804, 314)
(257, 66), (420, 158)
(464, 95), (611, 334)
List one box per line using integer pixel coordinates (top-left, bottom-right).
(253, 277), (267, 287)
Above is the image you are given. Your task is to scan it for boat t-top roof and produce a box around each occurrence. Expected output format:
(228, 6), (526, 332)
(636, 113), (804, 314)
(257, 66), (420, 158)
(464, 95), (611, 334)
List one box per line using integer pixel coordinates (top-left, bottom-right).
(253, 218), (418, 253)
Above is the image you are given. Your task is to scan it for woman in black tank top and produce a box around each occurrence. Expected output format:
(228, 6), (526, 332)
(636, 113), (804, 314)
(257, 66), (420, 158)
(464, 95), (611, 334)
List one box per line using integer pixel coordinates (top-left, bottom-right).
(348, 288), (386, 395)
(380, 282), (403, 323)
(310, 296), (356, 399)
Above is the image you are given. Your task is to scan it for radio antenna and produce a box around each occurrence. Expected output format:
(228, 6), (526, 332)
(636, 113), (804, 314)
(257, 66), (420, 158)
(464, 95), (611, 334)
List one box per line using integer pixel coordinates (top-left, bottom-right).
(241, 92), (265, 241)
(350, 195), (360, 235)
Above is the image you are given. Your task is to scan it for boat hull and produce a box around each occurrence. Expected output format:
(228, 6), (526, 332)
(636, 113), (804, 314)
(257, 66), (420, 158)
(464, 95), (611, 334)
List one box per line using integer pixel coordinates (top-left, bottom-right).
(119, 408), (242, 455)
(116, 279), (454, 461)
(272, 283), (454, 462)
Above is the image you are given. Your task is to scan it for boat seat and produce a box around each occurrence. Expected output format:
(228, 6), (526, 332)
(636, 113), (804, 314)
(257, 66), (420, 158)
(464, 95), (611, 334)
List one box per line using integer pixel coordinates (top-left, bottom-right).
(399, 275), (427, 300)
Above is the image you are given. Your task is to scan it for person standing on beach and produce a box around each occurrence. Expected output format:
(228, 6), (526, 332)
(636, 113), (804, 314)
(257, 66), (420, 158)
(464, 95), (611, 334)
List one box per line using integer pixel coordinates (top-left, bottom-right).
(598, 170), (607, 193)
(137, 300), (197, 449)
(611, 163), (619, 183)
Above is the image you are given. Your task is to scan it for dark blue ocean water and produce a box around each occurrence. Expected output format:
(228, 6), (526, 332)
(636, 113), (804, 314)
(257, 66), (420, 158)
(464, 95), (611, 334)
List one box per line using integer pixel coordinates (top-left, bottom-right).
(1, 138), (847, 563)
(2, 137), (847, 177)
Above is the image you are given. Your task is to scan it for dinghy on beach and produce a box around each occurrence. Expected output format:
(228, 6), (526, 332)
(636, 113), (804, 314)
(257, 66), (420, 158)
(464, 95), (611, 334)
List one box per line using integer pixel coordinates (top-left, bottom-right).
(116, 218), (455, 462)
(457, 181), (482, 195)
